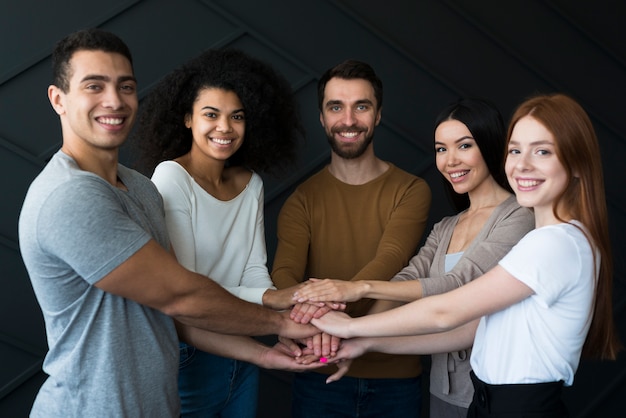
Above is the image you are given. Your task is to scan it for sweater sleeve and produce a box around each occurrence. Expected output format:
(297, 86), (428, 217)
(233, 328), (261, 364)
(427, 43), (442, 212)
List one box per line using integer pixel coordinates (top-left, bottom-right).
(271, 188), (310, 289)
(151, 162), (198, 272)
(351, 176), (431, 283)
(223, 179), (275, 304)
(420, 200), (534, 297)
(391, 217), (447, 282)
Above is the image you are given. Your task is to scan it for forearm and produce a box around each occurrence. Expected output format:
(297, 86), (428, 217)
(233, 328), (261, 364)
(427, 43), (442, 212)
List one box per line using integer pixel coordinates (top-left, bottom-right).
(361, 280), (423, 301)
(171, 278), (285, 336)
(176, 321), (267, 363)
(361, 320), (477, 355)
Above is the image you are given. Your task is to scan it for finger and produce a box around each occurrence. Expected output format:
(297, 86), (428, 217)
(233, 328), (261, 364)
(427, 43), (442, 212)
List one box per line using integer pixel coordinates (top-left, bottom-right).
(330, 335), (341, 356)
(320, 332), (332, 357)
(276, 338), (301, 357)
(326, 360), (351, 383)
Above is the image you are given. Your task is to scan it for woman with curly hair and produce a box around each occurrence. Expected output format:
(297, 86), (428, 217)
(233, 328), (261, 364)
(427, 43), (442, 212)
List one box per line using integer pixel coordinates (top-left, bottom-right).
(133, 48), (305, 417)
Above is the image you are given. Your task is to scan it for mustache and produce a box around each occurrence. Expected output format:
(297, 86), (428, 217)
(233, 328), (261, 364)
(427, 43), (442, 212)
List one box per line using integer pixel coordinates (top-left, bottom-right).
(330, 125), (367, 134)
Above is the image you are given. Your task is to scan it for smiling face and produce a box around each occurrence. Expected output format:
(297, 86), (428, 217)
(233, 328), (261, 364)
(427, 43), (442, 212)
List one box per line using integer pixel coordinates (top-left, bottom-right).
(505, 115), (569, 226)
(319, 77), (381, 159)
(48, 49), (138, 152)
(435, 119), (492, 196)
(185, 87), (245, 163)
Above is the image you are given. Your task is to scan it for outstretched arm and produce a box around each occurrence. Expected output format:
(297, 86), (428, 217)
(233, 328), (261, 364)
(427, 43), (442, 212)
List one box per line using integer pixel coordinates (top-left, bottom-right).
(312, 265), (533, 339)
(175, 321), (324, 372)
(292, 278), (422, 304)
(96, 240), (317, 340)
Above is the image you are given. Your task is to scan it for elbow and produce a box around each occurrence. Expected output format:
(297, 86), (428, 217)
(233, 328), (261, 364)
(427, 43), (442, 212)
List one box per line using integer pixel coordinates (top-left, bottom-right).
(431, 312), (460, 333)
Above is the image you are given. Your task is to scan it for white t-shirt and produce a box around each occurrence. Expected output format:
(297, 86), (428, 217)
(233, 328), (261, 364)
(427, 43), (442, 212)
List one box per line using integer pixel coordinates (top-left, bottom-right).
(470, 222), (596, 386)
(152, 161), (275, 304)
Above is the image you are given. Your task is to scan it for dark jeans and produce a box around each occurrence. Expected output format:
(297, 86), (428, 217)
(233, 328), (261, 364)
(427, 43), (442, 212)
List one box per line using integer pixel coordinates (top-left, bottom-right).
(178, 343), (259, 418)
(292, 371), (422, 418)
(467, 371), (568, 418)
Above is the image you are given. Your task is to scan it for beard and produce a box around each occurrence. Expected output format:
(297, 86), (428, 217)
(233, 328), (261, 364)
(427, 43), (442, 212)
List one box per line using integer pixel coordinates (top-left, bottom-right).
(325, 126), (374, 160)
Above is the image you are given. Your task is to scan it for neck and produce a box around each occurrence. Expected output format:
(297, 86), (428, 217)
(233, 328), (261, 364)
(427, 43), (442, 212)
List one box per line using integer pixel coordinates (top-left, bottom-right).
(328, 150), (388, 185)
(61, 144), (119, 186)
(466, 178), (511, 212)
(176, 152), (226, 186)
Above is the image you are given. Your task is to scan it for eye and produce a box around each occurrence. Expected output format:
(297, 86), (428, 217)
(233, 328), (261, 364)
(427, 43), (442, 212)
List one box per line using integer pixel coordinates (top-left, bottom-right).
(536, 149), (551, 156)
(329, 105), (341, 112)
(203, 112), (217, 118)
(508, 148), (520, 155)
(356, 104), (368, 111)
(119, 84), (136, 93)
(232, 113), (245, 121)
(85, 84), (102, 91)
(459, 143), (471, 150)
(435, 146), (446, 153)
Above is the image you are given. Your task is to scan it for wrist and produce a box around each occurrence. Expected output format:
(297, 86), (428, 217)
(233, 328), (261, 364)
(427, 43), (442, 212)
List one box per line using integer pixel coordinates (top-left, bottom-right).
(359, 281), (372, 299)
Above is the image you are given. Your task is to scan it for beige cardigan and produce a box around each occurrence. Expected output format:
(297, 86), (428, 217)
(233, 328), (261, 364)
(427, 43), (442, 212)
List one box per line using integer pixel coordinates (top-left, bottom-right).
(392, 195), (535, 407)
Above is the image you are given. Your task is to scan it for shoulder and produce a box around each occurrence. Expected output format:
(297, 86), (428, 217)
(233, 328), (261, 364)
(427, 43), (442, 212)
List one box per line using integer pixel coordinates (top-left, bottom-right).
(512, 223), (589, 261)
(383, 163), (430, 192)
(493, 196), (534, 227)
(151, 161), (193, 194)
(152, 160), (189, 181)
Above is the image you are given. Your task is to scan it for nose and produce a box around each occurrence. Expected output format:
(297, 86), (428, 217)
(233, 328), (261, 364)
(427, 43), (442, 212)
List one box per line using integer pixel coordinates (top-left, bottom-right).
(102, 86), (125, 110)
(216, 116), (233, 133)
(446, 148), (460, 166)
(342, 109), (357, 126)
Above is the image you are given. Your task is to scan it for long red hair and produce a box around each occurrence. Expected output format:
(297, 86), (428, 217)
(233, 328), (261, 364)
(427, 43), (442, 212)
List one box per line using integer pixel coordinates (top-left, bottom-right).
(507, 93), (621, 360)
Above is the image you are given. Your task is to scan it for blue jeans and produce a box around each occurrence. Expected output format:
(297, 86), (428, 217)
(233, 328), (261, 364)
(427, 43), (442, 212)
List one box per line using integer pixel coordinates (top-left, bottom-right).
(292, 372), (422, 418)
(178, 343), (259, 418)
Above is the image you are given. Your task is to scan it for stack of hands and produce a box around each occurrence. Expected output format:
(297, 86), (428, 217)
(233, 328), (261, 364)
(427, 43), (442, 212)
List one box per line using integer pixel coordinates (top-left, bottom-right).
(275, 278), (364, 383)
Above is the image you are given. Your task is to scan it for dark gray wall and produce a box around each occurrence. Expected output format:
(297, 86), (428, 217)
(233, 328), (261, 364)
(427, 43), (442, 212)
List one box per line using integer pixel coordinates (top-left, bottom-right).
(1, 0), (624, 416)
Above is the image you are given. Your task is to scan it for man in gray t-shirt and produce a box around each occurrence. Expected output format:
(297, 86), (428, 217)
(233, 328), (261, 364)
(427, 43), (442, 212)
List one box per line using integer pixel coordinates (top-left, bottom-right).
(18, 28), (318, 417)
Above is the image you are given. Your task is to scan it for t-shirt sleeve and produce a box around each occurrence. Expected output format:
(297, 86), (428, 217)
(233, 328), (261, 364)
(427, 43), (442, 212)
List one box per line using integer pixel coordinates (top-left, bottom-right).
(38, 179), (151, 285)
(498, 226), (580, 307)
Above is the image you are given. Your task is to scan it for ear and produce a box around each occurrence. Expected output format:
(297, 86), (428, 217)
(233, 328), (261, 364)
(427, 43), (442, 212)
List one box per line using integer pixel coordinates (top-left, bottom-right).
(375, 107), (382, 126)
(184, 114), (192, 129)
(319, 111), (325, 128)
(48, 85), (66, 116)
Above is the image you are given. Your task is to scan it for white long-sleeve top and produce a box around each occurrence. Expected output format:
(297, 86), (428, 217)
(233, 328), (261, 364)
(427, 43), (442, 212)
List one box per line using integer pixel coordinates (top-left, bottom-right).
(151, 161), (275, 304)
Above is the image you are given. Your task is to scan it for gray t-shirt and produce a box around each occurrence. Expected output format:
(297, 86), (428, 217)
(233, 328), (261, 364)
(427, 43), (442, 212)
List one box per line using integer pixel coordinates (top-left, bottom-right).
(19, 151), (179, 417)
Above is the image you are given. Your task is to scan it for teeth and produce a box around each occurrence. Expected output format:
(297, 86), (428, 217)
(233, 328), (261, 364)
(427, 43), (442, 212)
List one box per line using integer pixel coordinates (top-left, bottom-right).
(450, 171), (468, 179)
(212, 138), (232, 145)
(98, 117), (123, 125)
(340, 132), (359, 138)
(519, 179), (540, 187)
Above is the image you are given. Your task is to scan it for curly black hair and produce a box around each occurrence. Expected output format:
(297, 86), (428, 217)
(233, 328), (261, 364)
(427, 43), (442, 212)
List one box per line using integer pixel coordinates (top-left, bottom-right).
(132, 48), (304, 176)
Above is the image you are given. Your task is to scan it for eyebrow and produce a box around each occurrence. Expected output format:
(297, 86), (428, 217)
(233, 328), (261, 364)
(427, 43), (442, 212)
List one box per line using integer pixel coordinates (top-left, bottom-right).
(325, 98), (374, 107)
(200, 106), (245, 113)
(508, 139), (554, 146)
(434, 135), (474, 145)
(80, 74), (137, 83)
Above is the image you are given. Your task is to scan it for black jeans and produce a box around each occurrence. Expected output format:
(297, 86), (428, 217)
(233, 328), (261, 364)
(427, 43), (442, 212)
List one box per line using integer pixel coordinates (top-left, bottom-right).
(467, 371), (569, 418)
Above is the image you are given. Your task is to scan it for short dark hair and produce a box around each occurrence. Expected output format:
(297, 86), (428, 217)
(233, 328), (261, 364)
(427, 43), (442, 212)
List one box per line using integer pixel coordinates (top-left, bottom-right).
(52, 28), (133, 92)
(317, 60), (383, 111)
(434, 98), (508, 210)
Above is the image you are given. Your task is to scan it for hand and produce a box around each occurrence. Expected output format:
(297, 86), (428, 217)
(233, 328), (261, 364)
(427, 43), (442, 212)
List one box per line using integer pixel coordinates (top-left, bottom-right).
(278, 311), (319, 339)
(290, 302), (327, 324)
(311, 310), (353, 339)
(325, 358), (352, 384)
(262, 282), (309, 310)
(306, 332), (341, 358)
(257, 343), (326, 372)
(293, 278), (364, 304)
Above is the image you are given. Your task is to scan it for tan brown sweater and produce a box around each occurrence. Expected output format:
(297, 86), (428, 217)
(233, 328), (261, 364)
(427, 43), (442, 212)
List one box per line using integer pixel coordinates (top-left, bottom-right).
(272, 164), (431, 378)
